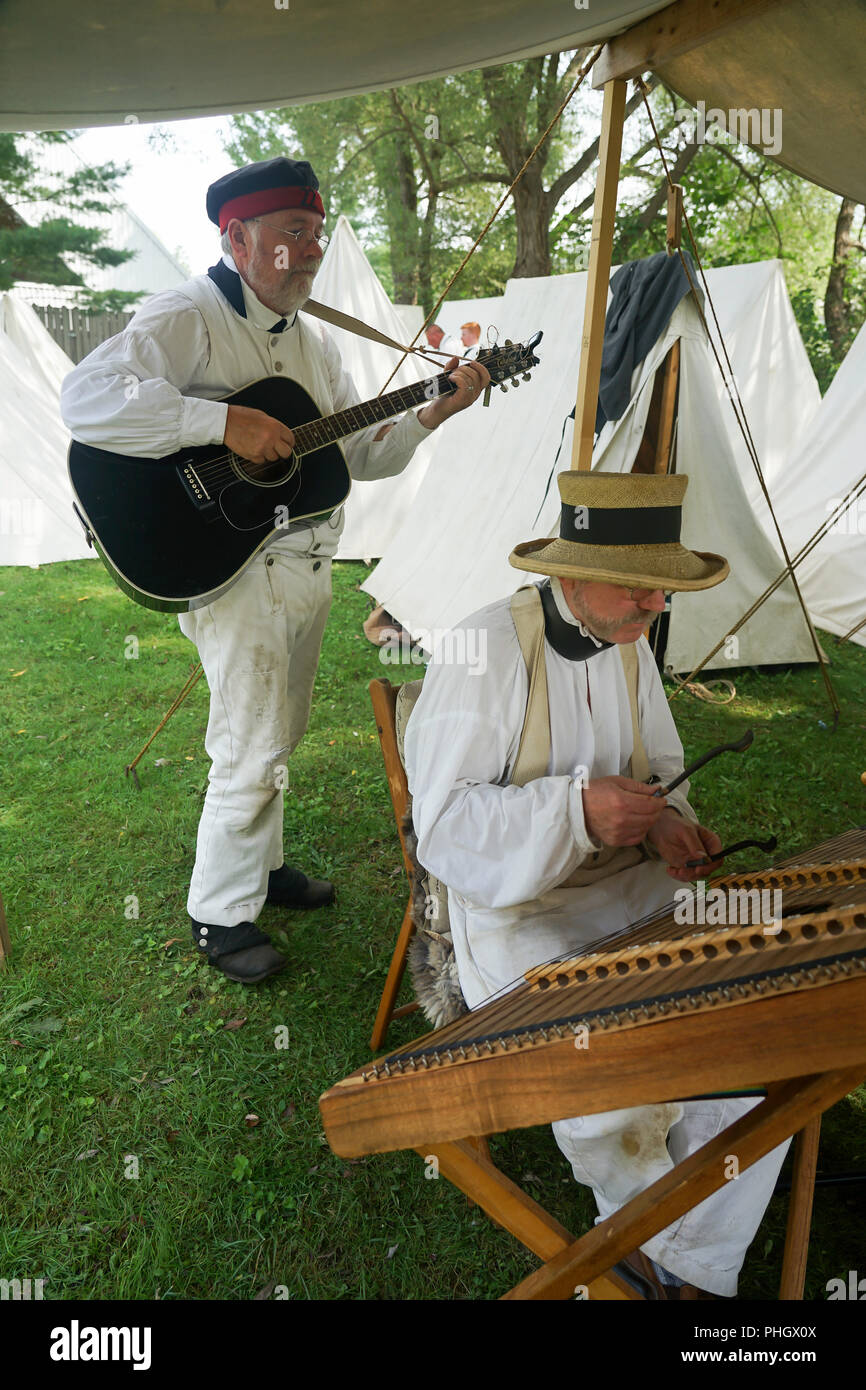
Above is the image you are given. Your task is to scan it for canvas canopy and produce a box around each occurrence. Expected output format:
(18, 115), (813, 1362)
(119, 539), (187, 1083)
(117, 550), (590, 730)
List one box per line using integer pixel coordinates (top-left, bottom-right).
(363, 261), (820, 672)
(1, 1), (864, 204)
(0, 296), (92, 567)
(0, 1), (668, 130)
(309, 216), (439, 561)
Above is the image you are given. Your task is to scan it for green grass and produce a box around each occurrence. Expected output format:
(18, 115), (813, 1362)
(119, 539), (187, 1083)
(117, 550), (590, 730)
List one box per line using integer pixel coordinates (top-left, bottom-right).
(0, 558), (864, 1300)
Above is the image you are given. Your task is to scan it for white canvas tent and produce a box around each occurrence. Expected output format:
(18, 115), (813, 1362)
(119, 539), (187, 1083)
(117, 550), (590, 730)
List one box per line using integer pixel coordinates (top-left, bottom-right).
(435, 261), (821, 531)
(310, 216), (439, 561)
(590, 295), (816, 672)
(364, 261), (821, 670)
(770, 321), (866, 647)
(0, 296), (92, 567)
(0, 293), (75, 399)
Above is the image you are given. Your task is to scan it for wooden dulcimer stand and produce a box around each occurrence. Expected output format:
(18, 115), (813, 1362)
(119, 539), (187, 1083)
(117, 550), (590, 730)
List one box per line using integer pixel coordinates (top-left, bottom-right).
(321, 832), (866, 1299)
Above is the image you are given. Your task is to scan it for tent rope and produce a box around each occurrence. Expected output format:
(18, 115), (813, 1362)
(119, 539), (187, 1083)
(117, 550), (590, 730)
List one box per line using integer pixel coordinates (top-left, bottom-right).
(377, 45), (604, 394)
(664, 468), (866, 697)
(636, 79), (840, 726)
(663, 670), (737, 704)
(839, 614), (866, 645)
(125, 662), (205, 788)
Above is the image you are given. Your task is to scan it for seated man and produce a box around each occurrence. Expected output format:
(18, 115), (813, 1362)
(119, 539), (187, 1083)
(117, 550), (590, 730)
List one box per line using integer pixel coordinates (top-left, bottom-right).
(404, 470), (789, 1300)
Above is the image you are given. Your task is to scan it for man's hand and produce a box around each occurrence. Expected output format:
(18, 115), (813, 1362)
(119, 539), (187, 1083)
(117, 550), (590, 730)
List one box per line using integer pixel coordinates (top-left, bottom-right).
(224, 404), (295, 465)
(417, 357), (491, 430)
(581, 776), (668, 847)
(647, 810), (723, 882)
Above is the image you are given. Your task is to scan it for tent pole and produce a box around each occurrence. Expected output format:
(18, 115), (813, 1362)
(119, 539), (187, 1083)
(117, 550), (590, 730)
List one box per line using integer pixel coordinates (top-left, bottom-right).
(570, 78), (627, 472)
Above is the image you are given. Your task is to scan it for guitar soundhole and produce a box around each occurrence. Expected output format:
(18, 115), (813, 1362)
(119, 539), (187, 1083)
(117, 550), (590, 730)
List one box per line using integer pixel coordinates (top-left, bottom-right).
(231, 453), (300, 488)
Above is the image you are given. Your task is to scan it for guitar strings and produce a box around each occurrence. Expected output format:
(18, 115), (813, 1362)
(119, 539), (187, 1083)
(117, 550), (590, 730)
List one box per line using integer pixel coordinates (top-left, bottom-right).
(189, 372), (462, 492)
(385, 833), (866, 1058)
(180, 338), (522, 495)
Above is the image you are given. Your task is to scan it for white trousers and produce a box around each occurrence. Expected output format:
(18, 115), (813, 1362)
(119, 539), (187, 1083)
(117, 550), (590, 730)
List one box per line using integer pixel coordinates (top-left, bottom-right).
(448, 863), (790, 1297)
(178, 552), (332, 927)
(553, 1100), (789, 1298)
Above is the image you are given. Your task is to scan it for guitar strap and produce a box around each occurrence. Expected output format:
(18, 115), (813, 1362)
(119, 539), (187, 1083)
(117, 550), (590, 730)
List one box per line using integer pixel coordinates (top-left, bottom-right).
(207, 260), (463, 373)
(304, 298), (444, 369)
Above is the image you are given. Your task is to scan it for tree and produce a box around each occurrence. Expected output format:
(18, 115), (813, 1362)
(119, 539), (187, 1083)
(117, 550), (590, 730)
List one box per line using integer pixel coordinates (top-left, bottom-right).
(0, 131), (138, 303)
(224, 61), (862, 387)
(824, 197), (866, 363)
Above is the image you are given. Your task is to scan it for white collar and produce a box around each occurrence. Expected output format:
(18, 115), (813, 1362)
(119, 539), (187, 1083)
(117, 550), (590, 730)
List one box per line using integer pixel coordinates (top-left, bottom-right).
(221, 252), (297, 332)
(550, 577), (605, 648)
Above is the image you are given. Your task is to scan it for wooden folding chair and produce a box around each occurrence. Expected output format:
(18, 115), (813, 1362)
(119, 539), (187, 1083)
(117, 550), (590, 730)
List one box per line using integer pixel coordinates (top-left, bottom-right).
(368, 677), (422, 1051)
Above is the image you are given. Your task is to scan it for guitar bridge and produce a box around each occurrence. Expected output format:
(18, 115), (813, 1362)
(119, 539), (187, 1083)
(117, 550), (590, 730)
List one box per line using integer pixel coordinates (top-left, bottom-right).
(177, 459), (216, 512)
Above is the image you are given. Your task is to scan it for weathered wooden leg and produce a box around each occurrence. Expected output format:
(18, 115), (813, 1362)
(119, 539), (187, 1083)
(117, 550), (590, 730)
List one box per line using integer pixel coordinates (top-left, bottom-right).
(370, 898), (415, 1051)
(416, 1138), (640, 1300)
(779, 1116), (821, 1300)
(0, 888), (10, 967)
(653, 340), (680, 473)
(570, 77), (627, 472)
(502, 1068), (865, 1300)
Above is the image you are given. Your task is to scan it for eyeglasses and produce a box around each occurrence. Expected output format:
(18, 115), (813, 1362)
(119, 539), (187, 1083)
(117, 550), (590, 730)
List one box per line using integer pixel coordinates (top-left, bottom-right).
(627, 587), (671, 602)
(253, 220), (329, 250)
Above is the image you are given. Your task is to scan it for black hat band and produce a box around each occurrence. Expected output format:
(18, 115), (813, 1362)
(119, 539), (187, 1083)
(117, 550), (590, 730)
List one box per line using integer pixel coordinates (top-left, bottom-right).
(559, 503), (682, 545)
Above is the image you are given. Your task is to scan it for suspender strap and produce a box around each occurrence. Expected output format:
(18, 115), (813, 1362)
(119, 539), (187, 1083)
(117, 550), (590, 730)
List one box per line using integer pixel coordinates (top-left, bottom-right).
(509, 588), (551, 788)
(618, 639), (650, 782)
(509, 587), (651, 785)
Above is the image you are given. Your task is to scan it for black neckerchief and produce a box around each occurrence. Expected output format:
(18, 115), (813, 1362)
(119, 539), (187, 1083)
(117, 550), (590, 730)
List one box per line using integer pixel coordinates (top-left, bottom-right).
(207, 259), (293, 332)
(539, 580), (613, 662)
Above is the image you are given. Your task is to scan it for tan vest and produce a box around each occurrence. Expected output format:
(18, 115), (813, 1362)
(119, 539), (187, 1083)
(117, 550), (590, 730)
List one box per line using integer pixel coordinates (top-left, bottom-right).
(509, 585), (653, 888)
(397, 587), (657, 913)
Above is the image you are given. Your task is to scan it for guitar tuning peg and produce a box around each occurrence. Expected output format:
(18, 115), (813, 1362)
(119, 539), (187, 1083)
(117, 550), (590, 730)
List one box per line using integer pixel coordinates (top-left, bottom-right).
(522, 372), (531, 381)
(511, 378), (520, 388)
(505, 338), (512, 346)
(499, 383), (508, 392)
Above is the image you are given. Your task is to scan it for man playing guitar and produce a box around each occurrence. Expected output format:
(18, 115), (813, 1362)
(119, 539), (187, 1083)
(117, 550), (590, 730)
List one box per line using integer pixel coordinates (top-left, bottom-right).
(62, 156), (489, 982)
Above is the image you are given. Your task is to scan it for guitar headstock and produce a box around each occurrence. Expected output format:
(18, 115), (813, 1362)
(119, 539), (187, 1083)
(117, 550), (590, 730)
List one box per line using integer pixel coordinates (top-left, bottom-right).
(477, 331), (543, 390)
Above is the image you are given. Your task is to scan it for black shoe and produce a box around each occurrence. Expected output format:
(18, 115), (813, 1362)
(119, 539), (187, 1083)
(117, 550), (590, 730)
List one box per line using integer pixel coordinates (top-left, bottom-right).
(266, 863), (335, 909)
(191, 919), (287, 984)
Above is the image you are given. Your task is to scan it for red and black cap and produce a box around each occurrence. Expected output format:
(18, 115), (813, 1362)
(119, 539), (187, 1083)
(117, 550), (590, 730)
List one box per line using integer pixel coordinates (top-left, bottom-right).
(207, 157), (324, 233)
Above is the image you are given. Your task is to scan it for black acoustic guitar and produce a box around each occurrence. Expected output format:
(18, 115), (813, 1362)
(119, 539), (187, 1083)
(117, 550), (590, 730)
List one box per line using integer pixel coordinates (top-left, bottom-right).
(68, 334), (542, 613)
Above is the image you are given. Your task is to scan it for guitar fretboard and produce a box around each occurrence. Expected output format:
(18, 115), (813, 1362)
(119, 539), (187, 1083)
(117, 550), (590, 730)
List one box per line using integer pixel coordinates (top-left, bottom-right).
(291, 373), (456, 455)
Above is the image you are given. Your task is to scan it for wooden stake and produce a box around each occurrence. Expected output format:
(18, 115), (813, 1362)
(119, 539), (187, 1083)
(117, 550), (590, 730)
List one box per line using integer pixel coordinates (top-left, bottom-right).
(666, 182), (683, 254)
(570, 78), (627, 472)
(0, 888), (10, 967)
(653, 340), (680, 473)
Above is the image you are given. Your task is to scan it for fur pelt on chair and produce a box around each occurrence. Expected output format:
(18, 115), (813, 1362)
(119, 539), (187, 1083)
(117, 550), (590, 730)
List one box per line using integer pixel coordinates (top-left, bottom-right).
(401, 800), (468, 1029)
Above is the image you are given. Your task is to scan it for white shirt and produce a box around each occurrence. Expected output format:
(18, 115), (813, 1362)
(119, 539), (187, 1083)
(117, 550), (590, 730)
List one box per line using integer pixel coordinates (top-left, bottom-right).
(60, 255), (431, 559)
(404, 579), (697, 1003)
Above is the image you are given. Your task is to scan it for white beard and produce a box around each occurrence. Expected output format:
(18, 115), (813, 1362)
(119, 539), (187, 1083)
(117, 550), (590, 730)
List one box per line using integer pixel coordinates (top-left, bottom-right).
(272, 266), (319, 317)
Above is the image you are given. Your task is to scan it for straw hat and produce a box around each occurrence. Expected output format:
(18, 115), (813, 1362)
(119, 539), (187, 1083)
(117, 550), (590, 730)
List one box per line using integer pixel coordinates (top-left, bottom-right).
(509, 472), (728, 592)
